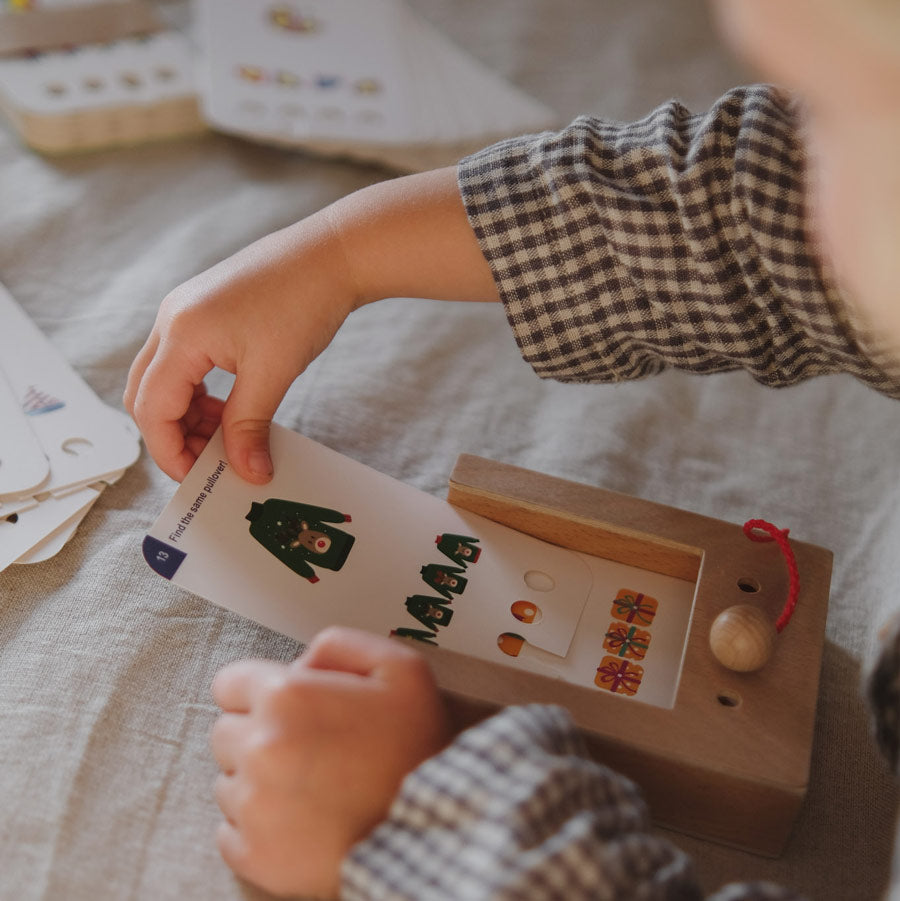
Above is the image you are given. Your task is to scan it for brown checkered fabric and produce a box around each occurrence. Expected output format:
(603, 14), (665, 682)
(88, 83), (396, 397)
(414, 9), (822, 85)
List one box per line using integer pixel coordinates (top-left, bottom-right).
(459, 86), (898, 398)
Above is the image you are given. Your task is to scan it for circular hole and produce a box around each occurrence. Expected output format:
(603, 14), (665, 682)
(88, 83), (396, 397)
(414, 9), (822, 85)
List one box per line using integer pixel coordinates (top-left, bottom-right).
(717, 692), (742, 708)
(523, 570), (555, 592)
(511, 600), (542, 624)
(45, 82), (67, 97)
(120, 72), (142, 89)
(155, 66), (176, 82)
(61, 437), (94, 457)
(497, 632), (525, 657)
(83, 76), (104, 92)
(737, 578), (760, 593)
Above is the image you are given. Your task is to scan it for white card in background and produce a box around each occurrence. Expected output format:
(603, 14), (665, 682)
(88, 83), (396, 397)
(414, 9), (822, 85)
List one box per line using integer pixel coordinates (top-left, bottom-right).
(0, 13), (204, 156)
(0, 32), (197, 119)
(0, 364), (49, 497)
(0, 484), (102, 572)
(0, 283), (141, 500)
(143, 426), (695, 705)
(194, 0), (558, 170)
(12, 483), (105, 565)
(402, 11), (554, 146)
(197, 0), (415, 146)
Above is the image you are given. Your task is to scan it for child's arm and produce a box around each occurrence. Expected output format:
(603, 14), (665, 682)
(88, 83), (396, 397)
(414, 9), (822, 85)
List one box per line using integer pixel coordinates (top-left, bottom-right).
(124, 166), (499, 484)
(209, 627), (450, 900)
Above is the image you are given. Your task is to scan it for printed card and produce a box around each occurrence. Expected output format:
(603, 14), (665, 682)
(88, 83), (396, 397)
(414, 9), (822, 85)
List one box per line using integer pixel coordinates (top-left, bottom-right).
(0, 282), (141, 500)
(144, 426), (695, 706)
(0, 282), (141, 569)
(197, 0), (415, 146)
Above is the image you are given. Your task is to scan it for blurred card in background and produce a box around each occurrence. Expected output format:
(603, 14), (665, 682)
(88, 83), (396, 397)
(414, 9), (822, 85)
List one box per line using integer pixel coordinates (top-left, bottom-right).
(0, 282), (140, 570)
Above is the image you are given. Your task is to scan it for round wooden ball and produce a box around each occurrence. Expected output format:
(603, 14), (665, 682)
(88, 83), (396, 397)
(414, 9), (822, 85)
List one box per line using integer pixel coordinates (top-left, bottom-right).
(709, 604), (776, 672)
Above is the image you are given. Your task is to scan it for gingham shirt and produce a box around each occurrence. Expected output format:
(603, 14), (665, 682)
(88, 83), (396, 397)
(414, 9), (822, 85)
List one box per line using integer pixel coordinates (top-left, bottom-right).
(342, 85), (900, 900)
(458, 85), (897, 398)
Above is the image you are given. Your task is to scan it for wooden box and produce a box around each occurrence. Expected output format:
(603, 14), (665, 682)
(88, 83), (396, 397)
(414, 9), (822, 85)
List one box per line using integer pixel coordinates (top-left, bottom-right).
(421, 454), (831, 857)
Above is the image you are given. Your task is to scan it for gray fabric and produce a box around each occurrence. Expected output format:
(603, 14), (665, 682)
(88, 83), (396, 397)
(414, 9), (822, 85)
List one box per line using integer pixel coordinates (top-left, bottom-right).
(1, 2), (898, 899)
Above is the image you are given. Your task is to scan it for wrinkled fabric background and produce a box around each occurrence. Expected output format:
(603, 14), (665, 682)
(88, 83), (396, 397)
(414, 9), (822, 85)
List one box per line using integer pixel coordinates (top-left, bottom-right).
(1, 2), (898, 898)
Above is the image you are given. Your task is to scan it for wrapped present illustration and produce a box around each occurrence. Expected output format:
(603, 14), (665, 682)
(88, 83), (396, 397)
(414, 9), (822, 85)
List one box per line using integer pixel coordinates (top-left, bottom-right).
(611, 589), (658, 626)
(594, 656), (644, 696)
(603, 623), (651, 660)
(435, 533), (481, 567)
(245, 499), (354, 583)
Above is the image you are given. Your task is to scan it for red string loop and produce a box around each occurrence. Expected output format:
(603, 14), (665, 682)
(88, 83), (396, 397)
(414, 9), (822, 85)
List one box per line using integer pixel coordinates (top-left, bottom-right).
(742, 519), (800, 632)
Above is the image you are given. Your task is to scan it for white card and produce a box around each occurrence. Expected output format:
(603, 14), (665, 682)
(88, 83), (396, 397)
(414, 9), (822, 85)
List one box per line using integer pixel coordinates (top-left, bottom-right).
(0, 483), (102, 572)
(0, 32), (197, 118)
(195, 0), (557, 168)
(0, 363), (49, 497)
(197, 0), (416, 146)
(143, 427), (695, 705)
(0, 283), (141, 500)
(12, 483), (104, 565)
(145, 426), (592, 659)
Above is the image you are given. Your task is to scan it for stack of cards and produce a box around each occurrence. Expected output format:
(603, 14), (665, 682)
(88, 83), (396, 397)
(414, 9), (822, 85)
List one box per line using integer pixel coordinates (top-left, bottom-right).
(0, 1), (557, 169)
(195, 0), (559, 171)
(0, 0), (205, 154)
(0, 283), (141, 571)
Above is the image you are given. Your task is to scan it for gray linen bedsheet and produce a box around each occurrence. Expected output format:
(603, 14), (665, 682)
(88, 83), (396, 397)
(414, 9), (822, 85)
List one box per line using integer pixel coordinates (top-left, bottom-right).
(2, 2), (899, 898)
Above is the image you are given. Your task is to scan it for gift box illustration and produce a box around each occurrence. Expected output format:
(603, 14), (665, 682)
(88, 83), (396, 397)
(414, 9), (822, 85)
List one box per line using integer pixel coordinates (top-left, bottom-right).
(245, 499), (354, 582)
(611, 588), (658, 625)
(602, 623), (651, 660)
(594, 656), (645, 695)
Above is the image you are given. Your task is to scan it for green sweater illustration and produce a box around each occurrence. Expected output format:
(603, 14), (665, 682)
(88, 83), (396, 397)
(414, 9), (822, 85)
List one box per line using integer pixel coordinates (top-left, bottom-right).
(246, 499), (354, 583)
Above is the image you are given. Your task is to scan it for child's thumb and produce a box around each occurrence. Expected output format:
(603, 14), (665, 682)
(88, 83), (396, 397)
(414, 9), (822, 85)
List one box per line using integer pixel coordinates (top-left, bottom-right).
(221, 375), (284, 484)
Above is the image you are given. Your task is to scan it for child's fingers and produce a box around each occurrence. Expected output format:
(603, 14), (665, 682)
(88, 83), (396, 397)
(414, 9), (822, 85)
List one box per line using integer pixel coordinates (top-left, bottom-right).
(216, 818), (253, 881)
(212, 658), (288, 712)
(297, 626), (426, 681)
(123, 331), (159, 415)
(130, 344), (217, 482)
(210, 712), (245, 773)
(219, 365), (298, 484)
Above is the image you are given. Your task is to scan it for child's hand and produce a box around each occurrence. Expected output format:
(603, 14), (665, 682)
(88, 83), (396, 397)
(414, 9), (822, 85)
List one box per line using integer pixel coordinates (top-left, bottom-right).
(124, 212), (358, 484)
(124, 167), (498, 485)
(210, 627), (450, 899)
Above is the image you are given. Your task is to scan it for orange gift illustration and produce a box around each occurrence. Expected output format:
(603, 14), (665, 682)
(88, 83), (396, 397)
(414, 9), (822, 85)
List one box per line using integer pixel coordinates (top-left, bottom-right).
(603, 623), (651, 660)
(611, 589), (658, 626)
(594, 656), (644, 695)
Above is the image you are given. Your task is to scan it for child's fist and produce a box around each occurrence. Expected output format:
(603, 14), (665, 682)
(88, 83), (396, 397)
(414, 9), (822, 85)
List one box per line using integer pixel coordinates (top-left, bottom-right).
(210, 627), (450, 899)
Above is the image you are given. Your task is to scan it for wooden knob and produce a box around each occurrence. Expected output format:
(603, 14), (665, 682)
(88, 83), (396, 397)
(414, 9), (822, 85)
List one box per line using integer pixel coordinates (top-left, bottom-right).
(709, 604), (776, 672)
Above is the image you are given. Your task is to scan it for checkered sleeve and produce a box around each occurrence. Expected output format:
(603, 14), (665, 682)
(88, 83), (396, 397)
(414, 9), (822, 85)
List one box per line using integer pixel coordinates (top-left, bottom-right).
(341, 704), (806, 901)
(458, 85), (899, 398)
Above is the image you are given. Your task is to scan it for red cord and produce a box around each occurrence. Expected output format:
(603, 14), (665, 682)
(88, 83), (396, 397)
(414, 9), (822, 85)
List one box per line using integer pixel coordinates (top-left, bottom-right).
(743, 519), (800, 632)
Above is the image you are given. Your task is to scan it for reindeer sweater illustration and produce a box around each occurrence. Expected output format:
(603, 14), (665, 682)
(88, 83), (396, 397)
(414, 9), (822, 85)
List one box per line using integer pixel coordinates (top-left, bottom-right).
(245, 499), (354, 582)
